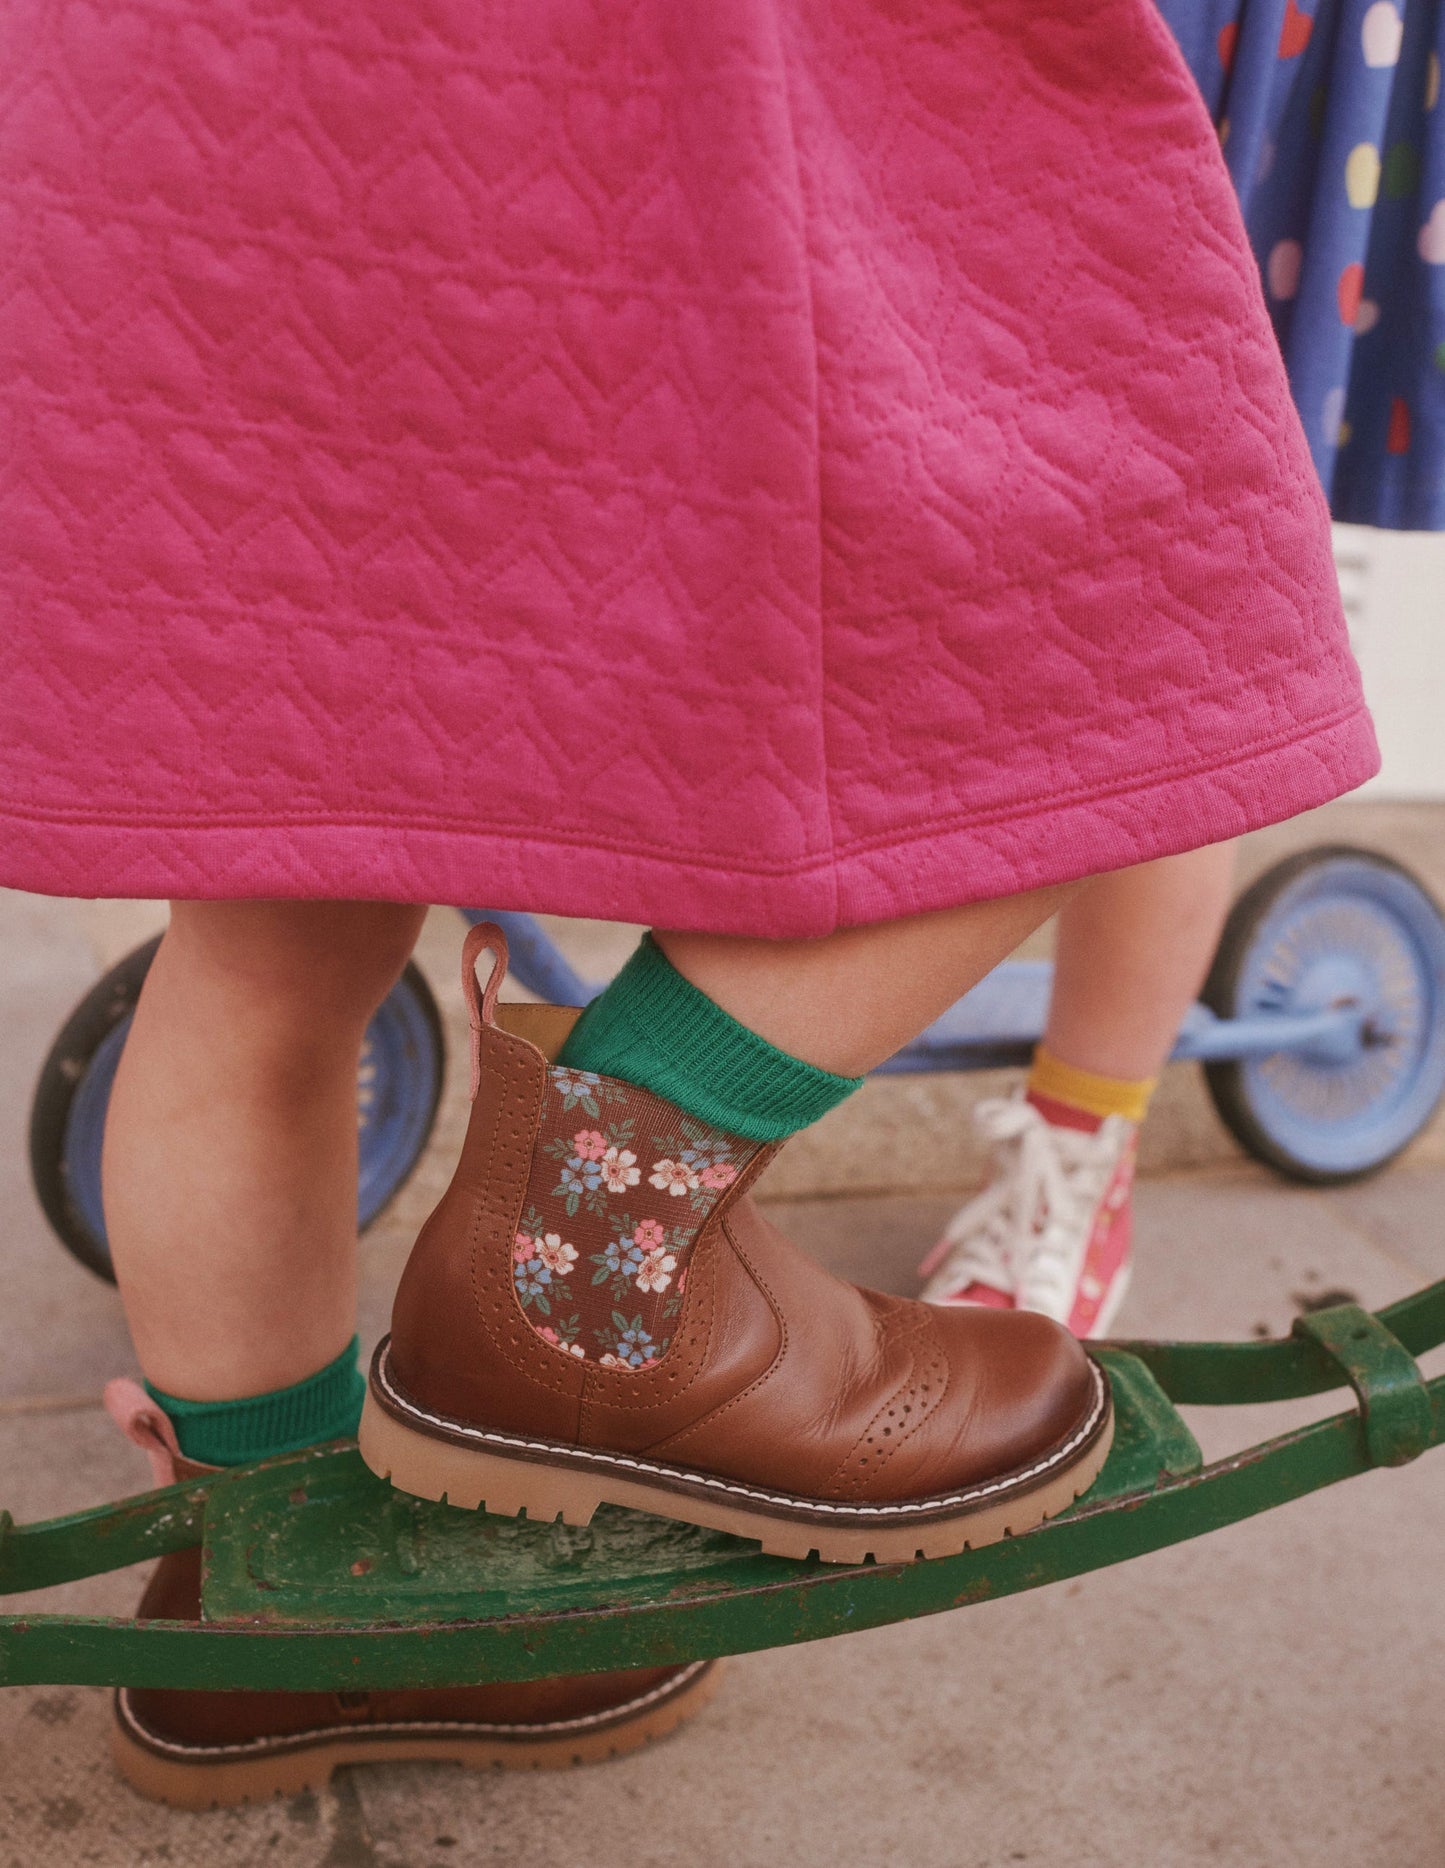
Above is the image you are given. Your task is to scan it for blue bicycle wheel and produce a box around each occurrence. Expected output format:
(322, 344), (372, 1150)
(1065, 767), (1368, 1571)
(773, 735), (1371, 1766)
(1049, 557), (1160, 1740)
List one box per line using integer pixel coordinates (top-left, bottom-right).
(29, 942), (446, 1283)
(1203, 848), (1445, 1183)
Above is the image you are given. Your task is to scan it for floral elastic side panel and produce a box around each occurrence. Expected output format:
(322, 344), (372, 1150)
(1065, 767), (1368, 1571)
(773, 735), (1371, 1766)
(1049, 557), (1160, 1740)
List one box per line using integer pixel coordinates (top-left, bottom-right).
(510, 1066), (762, 1369)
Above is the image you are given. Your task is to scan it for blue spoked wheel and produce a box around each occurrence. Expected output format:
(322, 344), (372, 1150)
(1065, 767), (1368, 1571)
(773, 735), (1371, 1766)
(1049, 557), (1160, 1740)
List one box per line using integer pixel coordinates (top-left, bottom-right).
(1203, 847), (1445, 1184)
(28, 937), (446, 1284)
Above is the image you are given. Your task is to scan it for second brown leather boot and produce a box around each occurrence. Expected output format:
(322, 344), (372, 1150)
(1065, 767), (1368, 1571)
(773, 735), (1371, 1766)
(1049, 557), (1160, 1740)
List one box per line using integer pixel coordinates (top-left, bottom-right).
(114, 1547), (717, 1807)
(360, 926), (1114, 1564)
(104, 1384), (717, 1808)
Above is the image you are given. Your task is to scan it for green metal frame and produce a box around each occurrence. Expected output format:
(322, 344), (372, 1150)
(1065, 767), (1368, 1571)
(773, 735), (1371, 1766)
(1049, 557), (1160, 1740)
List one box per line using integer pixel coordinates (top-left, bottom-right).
(3, 1285), (1442, 1693)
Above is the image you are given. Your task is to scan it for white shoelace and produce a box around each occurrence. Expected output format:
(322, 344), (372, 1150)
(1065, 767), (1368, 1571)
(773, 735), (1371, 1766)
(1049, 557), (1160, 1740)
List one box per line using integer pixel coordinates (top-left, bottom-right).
(922, 1096), (1132, 1323)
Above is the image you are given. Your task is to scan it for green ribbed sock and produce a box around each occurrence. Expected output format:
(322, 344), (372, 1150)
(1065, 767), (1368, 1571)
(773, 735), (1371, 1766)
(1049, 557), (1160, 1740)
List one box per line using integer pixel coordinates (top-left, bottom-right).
(557, 934), (863, 1142)
(144, 1337), (366, 1468)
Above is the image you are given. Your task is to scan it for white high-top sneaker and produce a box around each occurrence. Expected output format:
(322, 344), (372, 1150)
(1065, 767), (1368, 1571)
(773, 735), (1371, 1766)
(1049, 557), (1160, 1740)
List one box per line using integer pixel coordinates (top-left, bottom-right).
(918, 1095), (1137, 1340)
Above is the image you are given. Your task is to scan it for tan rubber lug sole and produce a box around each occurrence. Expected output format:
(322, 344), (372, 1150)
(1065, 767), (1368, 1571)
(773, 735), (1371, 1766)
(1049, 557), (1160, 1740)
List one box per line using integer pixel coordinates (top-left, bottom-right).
(358, 1389), (1115, 1565)
(110, 1662), (719, 1809)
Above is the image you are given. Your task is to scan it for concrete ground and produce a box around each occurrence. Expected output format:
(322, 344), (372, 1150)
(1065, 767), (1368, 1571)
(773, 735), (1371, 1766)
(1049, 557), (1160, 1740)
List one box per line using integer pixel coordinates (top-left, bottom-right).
(3, 803), (1444, 1866)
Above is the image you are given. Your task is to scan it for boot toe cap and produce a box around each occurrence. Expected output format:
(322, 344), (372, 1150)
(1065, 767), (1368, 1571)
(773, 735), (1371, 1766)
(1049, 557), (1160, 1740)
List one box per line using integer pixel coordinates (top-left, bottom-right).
(931, 1305), (1101, 1489)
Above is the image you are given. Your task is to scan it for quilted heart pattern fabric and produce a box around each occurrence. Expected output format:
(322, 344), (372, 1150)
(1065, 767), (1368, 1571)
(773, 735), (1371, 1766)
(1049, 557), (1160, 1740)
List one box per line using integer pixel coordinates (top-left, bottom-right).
(0, 0), (1376, 936)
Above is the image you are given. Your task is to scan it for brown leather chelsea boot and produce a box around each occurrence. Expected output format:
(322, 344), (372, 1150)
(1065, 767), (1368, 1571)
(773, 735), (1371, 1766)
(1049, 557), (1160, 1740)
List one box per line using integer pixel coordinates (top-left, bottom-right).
(114, 1548), (716, 1808)
(360, 926), (1114, 1565)
(105, 1386), (717, 1807)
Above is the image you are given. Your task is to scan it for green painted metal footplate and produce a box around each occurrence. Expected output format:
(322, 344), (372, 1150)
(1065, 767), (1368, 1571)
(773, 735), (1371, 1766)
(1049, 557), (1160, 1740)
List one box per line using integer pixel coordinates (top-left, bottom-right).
(3, 1298), (1442, 1691)
(199, 1351), (1200, 1627)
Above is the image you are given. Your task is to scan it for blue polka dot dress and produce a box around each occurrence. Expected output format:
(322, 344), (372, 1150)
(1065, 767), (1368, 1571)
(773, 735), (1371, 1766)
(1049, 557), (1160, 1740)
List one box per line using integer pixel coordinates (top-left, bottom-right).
(1160, 0), (1445, 528)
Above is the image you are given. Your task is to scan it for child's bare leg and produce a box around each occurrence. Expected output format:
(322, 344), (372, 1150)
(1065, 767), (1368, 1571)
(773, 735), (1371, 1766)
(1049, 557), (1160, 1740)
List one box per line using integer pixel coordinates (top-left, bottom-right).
(1043, 843), (1237, 1082)
(102, 900), (426, 1401)
(655, 882), (1072, 1078)
(920, 845), (1237, 1331)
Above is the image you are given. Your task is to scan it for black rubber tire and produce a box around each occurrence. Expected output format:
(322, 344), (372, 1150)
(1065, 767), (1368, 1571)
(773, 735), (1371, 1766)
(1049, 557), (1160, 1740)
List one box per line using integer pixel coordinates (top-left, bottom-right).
(1201, 844), (1445, 1186)
(28, 940), (445, 1283)
(28, 936), (163, 1281)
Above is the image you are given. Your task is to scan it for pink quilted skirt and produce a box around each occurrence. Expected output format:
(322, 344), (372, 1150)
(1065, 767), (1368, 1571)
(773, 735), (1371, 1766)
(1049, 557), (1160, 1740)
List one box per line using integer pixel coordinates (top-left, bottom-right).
(0, 0), (1377, 937)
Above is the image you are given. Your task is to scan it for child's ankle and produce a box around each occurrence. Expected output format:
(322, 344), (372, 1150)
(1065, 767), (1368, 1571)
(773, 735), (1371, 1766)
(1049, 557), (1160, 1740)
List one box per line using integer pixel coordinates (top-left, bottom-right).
(141, 1338), (365, 1468)
(557, 934), (863, 1142)
(1026, 1045), (1155, 1132)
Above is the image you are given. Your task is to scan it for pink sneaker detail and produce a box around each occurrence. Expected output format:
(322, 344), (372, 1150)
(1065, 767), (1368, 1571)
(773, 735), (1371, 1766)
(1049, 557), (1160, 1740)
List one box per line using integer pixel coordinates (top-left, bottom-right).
(1060, 1143), (1135, 1338)
(919, 1096), (1137, 1339)
(1025, 1087), (1105, 1135)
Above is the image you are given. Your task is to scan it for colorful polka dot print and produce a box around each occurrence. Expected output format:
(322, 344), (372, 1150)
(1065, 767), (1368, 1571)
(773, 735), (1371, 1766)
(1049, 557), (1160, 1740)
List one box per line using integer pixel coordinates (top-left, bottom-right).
(1159, 0), (1445, 529)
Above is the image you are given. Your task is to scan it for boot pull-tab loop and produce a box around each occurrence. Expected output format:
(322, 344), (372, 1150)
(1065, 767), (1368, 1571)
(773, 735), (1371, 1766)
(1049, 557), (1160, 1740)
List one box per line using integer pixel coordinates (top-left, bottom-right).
(103, 1376), (184, 1490)
(462, 920), (510, 1100)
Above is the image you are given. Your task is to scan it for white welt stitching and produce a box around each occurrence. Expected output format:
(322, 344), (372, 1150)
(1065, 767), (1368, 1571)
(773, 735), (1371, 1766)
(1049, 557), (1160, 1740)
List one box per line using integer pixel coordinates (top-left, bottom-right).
(114, 1661), (711, 1761)
(376, 1347), (1108, 1520)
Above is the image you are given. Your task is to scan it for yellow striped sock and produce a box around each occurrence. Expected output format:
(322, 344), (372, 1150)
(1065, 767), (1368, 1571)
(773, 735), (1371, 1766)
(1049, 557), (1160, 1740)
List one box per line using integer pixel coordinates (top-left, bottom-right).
(1028, 1045), (1156, 1125)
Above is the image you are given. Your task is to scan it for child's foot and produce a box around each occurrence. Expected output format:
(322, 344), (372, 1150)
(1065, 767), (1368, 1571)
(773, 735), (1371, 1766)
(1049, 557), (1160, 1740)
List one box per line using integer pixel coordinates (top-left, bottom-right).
(917, 1096), (1136, 1340)
(359, 933), (1114, 1565)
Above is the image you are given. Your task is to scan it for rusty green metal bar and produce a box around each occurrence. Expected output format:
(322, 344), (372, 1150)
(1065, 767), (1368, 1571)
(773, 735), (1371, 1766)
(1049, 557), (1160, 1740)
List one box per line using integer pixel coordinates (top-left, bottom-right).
(1291, 1305), (1436, 1467)
(0, 1475), (211, 1598)
(1112, 1279), (1445, 1404)
(1, 1293), (1441, 1695)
